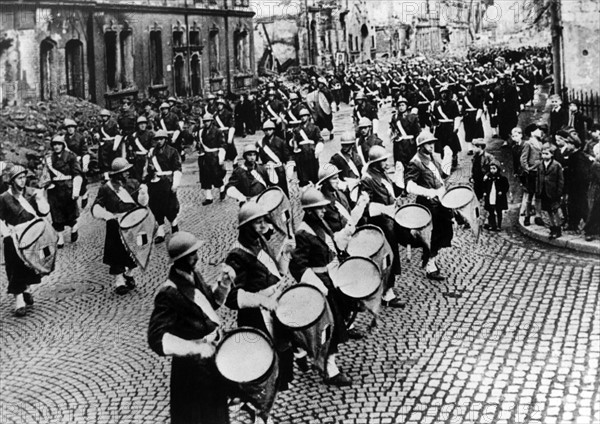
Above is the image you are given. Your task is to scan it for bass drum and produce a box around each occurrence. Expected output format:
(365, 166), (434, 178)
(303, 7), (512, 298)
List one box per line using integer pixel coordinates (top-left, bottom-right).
(118, 207), (157, 270)
(12, 218), (58, 275)
(346, 225), (393, 285)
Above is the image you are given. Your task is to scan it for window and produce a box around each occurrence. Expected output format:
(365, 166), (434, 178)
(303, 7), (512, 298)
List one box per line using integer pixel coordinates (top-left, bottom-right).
(173, 30), (183, 47)
(65, 39), (84, 98)
(208, 28), (220, 77)
(233, 28), (249, 73)
(191, 54), (202, 96)
(104, 31), (117, 90)
(150, 30), (164, 85)
(120, 29), (134, 88)
(189, 30), (200, 46)
(174, 55), (186, 96)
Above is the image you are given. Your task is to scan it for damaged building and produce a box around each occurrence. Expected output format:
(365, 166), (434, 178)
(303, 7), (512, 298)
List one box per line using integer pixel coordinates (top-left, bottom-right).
(0, 0), (255, 108)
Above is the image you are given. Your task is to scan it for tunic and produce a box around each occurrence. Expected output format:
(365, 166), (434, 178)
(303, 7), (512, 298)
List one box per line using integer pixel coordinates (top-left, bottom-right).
(45, 149), (82, 229)
(293, 123), (323, 185)
(147, 144), (181, 224)
(197, 125), (226, 189)
(258, 135), (290, 196)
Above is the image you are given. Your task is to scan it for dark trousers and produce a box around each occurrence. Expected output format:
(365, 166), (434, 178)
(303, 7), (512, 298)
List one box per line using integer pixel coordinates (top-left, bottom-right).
(486, 205), (504, 229)
(567, 192), (588, 229)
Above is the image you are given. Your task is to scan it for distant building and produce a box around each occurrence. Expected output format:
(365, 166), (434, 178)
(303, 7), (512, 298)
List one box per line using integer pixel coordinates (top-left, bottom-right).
(0, 0), (255, 108)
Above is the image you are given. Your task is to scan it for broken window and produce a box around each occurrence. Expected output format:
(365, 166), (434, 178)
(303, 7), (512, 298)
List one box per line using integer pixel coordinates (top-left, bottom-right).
(174, 55), (186, 97)
(191, 54), (202, 96)
(209, 29), (220, 77)
(40, 38), (57, 100)
(173, 30), (183, 47)
(65, 39), (84, 98)
(120, 29), (134, 89)
(234, 29), (249, 73)
(150, 30), (164, 85)
(104, 31), (117, 90)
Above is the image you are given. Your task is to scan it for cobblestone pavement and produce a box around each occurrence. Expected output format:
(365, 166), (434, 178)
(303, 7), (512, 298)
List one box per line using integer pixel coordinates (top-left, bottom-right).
(1, 102), (599, 424)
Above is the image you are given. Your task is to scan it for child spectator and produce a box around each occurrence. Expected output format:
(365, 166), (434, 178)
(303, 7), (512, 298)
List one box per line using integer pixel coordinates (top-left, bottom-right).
(537, 144), (564, 239)
(471, 140), (494, 201)
(521, 123), (544, 226)
(483, 161), (509, 231)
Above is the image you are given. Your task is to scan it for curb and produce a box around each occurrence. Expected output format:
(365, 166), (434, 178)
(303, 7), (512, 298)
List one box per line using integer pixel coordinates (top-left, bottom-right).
(517, 217), (600, 256)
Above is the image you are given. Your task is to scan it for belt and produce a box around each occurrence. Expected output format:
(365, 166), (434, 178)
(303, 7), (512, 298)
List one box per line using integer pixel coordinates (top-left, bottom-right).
(438, 119), (453, 123)
(465, 108), (477, 112)
(418, 101), (429, 105)
(134, 152), (148, 156)
(311, 266), (328, 273)
(203, 146), (220, 153)
(51, 176), (73, 181)
(156, 171), (173, 176)
(299, 141), (315, 145)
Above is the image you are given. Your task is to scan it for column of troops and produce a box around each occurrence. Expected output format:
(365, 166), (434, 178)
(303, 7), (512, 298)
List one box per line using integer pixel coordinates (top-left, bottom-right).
(5, 47), (599, 424)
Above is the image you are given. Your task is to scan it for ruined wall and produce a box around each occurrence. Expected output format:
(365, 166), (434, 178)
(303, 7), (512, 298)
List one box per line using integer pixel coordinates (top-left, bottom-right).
(254, 17), (300, 71)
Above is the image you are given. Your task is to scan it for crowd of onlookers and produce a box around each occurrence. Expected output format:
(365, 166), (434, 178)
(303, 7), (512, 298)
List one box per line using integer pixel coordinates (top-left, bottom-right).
(470, 93), (600, 241)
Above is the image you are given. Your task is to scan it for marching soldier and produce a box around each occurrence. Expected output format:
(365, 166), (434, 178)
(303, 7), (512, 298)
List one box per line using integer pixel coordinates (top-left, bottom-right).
(286, 92), (304, 125)
(309, 78), (335, 140)
(0, 165), (51, 316)
(257, 120), (291, 196)
(117, 98), (138, 137)
(264, 89), (286, 139)
(432, 84), (461, 170)
(330, 132), (363, 192)
(225, 144), (272, 203)
(95, 108), (123, 179)
(64, 118), (91, 208)
(147, 130), (182, 243)
(91, 158), (149, 295)
(356, 117), (384, 166)
(413, 77), (435, 129)
(197, 113), (227, 205)
(293, 108), (324, 187)
(204, 93), (218, 115)
(405, 130), (453, 281)
(45, 136), (83, 247)
(494, 73), (521, 141)
(127, 116), (154, 182)
(390, 97), (420, 192)
(156, 102), (184, 161)
(353, 92), (378, 131)
(461, 79), (485, 155)
(214, 98), (237, 162)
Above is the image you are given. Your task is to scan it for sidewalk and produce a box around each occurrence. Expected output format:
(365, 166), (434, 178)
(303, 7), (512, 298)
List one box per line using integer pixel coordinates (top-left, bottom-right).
(517, 216), (600, 255)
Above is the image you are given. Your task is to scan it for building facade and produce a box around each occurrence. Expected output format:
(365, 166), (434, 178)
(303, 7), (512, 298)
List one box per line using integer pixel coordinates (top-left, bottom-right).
(0, 0), (255, 108)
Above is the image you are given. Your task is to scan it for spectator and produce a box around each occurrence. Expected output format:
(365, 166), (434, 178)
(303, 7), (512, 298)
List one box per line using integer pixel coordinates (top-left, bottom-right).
(584, 144), (600, 241)
(563, 132), (592, 232)
(567, 100), (593, 144)
(584, 123), (600, 156)
(471, 140), (494, 201)
(548, 95), (569, 137)
(521, 123), (544, 226)
(537, 144), (564, 239)
(483, 161), (509, 232)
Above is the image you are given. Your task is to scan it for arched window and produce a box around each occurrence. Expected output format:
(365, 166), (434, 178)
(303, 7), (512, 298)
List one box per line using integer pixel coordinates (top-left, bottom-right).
(65, 39), (84, 98)
(40, 38), (57, 100)
(209, 25), (221, 77)
(149, 26), (164, 85)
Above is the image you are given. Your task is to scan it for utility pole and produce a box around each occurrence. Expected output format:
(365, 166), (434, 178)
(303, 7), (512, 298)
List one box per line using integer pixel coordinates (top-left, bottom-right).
(550, 0), (563, 97)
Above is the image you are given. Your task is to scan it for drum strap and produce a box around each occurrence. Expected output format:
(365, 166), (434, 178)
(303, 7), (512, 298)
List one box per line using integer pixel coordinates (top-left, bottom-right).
(378, 175), (396, 200)
(297, 222), (339, 267)
(250, 169), (268, 189)
(233, 243), (282, 280)
(45, 156), (72, 181)
(163, 278), (221, 326)
(333, 201), (352, 222)
(215, 115), (227, 130)
(259, 141), (282, 166)
(9, 189), (37, 218)
(339, 154), (360, 178)
(299, 129), (314, 145)
(107, 182), (136, 205)
(133, 133), (149, 155)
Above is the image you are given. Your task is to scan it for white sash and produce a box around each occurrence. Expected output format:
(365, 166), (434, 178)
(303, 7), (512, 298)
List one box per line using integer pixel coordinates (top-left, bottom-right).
(333, 201), (352, 221)
(259, 142), (282, 165)
(149, 149), (165, 175)
(299, 129), (313, 145)
(163, 280), (221, 325)
(101, 127), (115, 140)
(9, 189), (38, 217)
(380, 176), (396, 200)
(132, 133), (149, 154)
(395, 117), (411, 139)
(338, 153), (360, 178)
(45, 156), (71, 181)
(160, 118), (169, 132)
(267, 104), (280, 120)
(464, 96), (476, 111)
(287, 110), (299, 122)
(249, 168), (267, 188)
(298, 221), (338, 267)
(215, 115), (227, 130)
(107, 181), (136, 205)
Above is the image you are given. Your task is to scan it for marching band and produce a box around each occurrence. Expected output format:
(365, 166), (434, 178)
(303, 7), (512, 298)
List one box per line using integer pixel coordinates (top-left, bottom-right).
(2, 50), (555, 423)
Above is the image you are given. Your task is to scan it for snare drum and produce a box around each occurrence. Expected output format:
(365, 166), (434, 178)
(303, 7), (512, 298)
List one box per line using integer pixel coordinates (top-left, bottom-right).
(275, 284), (333, 371)
(394, 203), (433, 249)
(215, 327), (279, 414)
(335, 256), (381, 300)
(441, 185), (475, 210)
(257, 186), (293, 237)
(346, 225), (393, 283)
(13, 218), (58, 275)
(118, 207), (157, 270)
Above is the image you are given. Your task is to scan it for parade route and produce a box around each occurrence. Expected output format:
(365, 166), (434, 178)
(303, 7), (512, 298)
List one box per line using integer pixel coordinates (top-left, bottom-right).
(1, 104), (599, 424)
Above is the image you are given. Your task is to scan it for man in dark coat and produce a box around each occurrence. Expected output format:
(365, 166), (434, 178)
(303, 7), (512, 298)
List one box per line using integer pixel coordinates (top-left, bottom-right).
(95, 109), (123, 179)
(563, 133), (592, 231)
(258, 120), (291, 196)
(460, 80), (485, 155)
(117, 98), (138, 136)
(356, 117), (384, 166)
(330, 132), (363, 198)
(156, 102), (184, 159)
(225, 144), (271, 202)
(494, 73), (521, 140)
(196, 113), (227, 205)
(432, 85), (461, 169)
(390, 97), (420, 191)
(127, 116), (154, 182)
(64, 118), (91, 208)
(293, 108), (324, 187)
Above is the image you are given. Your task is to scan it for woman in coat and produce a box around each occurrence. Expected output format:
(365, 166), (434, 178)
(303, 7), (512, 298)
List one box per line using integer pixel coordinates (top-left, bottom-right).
(148, 232), (231, 424)
(92, 158), (149, 294)
(0, 165), (50, 316)
(483, 161), (510, 231)
(289, 188), (352, 386)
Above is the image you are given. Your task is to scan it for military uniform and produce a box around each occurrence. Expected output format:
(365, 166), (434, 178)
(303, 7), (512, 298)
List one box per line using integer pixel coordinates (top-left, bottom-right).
(45, 148), (82, 232)
(257, 134), (290, 196)
(147, 143), (182, 230)
(197, 123), (226, 190)
(293, 121), (323, 186)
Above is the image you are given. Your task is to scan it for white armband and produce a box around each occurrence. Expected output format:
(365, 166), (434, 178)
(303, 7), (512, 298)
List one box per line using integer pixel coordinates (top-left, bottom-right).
(138, 184), (149, 207)
(226, 186), (248, 203)
(172, 171), (182, 190)
(72, 176), (83, 198)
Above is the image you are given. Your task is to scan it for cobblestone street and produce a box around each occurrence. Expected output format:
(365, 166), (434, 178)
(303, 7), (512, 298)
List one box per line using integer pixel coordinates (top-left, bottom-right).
(1, 103), (599, 424)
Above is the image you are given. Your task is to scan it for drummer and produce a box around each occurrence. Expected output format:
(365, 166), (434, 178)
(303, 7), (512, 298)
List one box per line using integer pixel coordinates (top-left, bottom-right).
(405, 130), (453, 281)
(329, 132), (363, 195)
(0, 165), (51, 317)
(225, 145), (272, 204)
(257, 120), (291, 196)
(148, 231), (231, 424)
(91, 158), (149, 295)
(289, 188), (352, 386)
(359, 146), (410, 308)
(222, 202), (295, 391)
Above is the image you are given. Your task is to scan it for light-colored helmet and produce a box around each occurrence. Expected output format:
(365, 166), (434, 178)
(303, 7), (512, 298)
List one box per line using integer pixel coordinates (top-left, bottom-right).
(238, 202), (269, 228)
(416, 129), (437, 147)
(168, 232), (204, 262)
(368, 145), (392, 163)
(109, 158), (133, 176)
(358, 117), (372, 128)
(317, 164), (341, 186)
(300, 187), (331, 209)
(64, 118), (77, 127)
(262, 120), (276, 130)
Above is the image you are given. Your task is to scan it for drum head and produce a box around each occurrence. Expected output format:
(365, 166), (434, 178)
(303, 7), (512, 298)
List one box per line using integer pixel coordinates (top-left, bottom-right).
(18, 219), (45, 250)
(347, 226), (384, 257)
(257, 187), (284, 213)
(335, 257), (381, 299)
(119, 207), (149, 230)
(276, 284), (326, 330)
(441, 186), (474, 209)
(394, 204), (432, 230)
(215, 328), (275, 384)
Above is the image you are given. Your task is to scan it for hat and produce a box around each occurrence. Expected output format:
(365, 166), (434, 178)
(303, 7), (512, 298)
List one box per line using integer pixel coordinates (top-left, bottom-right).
(358, 117), (371, 128)
(217, 98), (226, 104)
(355, 92), (366, 100)
(136, 116), (148, 124)
(238, 201), (269, 228)
(300, 187), (330, 209)
(51, 135), (66, 146)
(64, 118), (77, 127)
(242, 144), (258, 156)
(317, 77), (328, 85)
(6, 165), (28, 182)
(397, 96), (408, 104)
(153, 129), (169, 139)
(202, 113), (214, 121)
(340, 132), (356, 144)
(289, 92), (299, 101)
(207, 94), (216, 100)
(416, 130), (437, 147)
(439, 84), (451, 93)
(168, 232), (204, 262)
(368, 145), (392, 163)
(317, 164), (340, 186)
(99, 109), (111, 117)
(168, 96), (177, 102)
(262, 120), (276, 130)
(159, 102), (170, 109)
(109, 158), (133, 175)
(299, 108), (310, 117)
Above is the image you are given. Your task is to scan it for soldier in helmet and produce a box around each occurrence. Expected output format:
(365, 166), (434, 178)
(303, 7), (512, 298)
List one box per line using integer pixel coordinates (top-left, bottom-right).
(156, 102), (185, 161)
(356, 117), (383, 166)
(148, 231), (232, 424)
(95, 108), (123, 179)
(0, 165), (51, 316)
(64, 118), (91, 208)
(147, 130), (182, 243)
(91, 158), (149, 295)
(330, 132), (363, 188)
(214, 98), (237, 163)
(204, 93), (218, 115)
(353, 92), (378, 131)
(390, 97), (420, 193)
(257, 120), (291, 196)
(127, 116), (155, 182)
(196, 113), (227, 205)
(461, 79), (485, 155)
(44, 135), (83, 247)
(264, 89), (286, 139)
(432, 84), (461, 170)
(225, 144), (271, 203)
(293, 108), (324, 187)
(117, 98), (138, 137)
